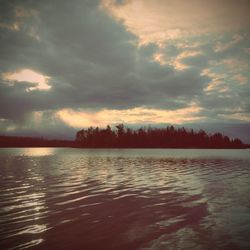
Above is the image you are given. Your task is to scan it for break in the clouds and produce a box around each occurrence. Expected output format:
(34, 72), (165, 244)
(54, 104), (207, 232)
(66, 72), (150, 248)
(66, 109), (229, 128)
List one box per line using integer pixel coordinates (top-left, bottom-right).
(0, 0), (250, 141)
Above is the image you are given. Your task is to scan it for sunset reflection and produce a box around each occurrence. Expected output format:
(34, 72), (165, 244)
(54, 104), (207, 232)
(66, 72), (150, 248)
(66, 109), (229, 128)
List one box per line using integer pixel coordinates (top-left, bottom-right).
(22, 147), (55, 156)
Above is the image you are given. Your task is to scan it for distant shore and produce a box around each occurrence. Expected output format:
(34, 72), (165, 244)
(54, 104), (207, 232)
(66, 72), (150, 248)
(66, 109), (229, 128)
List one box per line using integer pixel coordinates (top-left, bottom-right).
(1, 125), (249, 149)
(0, 135), (248, 149)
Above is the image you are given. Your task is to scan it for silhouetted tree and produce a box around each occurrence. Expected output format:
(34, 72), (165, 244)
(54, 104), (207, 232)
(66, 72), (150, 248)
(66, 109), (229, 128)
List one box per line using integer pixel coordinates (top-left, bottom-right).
(74, 124), (245, 148)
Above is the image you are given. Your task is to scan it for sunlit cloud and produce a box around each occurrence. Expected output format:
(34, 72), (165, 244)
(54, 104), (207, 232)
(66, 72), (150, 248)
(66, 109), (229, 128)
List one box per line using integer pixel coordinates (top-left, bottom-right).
(171, 50), (202, 71)
(201, 68), (226, 92)
(101, 0), (250, 46)
(2, 69), (51, 91)
(202, 57), (249, 94)
(0, 22), (20, 31)
(57, 105), (203, 128)
(152, 53), (166, 65)
(219, 113), (250, 122)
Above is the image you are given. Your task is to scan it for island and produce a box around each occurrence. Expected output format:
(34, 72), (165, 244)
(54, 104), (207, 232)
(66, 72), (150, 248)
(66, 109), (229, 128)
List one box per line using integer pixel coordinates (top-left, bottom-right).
(0, 124), (248, 148)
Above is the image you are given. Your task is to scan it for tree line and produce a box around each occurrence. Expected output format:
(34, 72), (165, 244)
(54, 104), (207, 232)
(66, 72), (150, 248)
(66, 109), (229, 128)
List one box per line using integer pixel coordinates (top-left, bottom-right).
(75, 124), (244, 148)
(0, 135), (74, 147)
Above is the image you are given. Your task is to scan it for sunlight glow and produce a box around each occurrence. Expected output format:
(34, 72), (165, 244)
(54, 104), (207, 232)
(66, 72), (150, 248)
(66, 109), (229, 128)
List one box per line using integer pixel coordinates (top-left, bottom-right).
(153, 53), (166, 65)
(3, 69), (51, 91)
(57, 105), (203, 128)
(23, 148), (55, 156)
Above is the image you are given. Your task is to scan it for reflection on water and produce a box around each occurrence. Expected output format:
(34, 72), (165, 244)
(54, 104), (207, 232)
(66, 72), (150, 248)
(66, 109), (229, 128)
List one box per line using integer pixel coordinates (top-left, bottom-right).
(0, 148), (250, 250)
(21, 147), (55, 157)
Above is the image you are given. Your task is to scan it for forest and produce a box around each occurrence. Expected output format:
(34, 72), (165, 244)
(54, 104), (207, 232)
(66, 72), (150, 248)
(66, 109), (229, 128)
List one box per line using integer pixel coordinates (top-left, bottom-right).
(75, 124), (244, 148)
(0, 125), (246, 148)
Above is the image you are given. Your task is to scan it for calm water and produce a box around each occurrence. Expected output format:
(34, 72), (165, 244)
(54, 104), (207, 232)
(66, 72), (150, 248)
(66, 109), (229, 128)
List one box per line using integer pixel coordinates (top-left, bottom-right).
(0, 148), (250, 250)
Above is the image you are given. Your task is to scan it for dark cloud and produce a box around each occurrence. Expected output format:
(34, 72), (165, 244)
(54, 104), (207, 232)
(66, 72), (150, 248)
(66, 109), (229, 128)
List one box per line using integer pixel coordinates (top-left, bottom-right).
(0, 110), (77, 139)
(0, 0), (208, 112)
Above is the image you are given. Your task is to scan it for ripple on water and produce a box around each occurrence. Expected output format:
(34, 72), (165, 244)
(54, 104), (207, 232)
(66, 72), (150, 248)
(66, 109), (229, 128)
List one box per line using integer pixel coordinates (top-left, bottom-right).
(0, 148), (250, 250)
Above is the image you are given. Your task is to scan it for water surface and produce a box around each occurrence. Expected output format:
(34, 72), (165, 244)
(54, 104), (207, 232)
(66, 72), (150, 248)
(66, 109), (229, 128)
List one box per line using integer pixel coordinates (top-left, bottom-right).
(0, 148), (250, 249)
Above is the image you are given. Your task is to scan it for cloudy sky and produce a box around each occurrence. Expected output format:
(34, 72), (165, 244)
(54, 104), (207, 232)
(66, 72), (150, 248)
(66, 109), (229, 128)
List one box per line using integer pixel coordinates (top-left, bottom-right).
(0, 0), (250, 142)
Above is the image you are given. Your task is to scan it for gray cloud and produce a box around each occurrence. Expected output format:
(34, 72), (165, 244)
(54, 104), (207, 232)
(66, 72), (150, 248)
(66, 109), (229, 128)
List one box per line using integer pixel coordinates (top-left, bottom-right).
(0, 0), (208, 112)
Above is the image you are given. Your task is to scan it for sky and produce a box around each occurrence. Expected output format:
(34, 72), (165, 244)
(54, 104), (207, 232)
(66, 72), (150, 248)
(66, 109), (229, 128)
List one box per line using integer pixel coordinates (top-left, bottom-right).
(0, 0), (250, 142)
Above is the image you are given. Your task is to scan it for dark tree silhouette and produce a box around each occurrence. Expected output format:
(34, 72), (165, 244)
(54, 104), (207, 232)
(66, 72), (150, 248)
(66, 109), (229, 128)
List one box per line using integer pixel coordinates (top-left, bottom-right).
(0, 125), (246, 148)
(0, 135), (74, 147)
(75, 124), (245, 148)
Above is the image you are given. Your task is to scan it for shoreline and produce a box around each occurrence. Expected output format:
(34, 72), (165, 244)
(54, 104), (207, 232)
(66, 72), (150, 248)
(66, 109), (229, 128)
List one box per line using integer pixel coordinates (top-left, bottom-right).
(0, 145), (249, 149)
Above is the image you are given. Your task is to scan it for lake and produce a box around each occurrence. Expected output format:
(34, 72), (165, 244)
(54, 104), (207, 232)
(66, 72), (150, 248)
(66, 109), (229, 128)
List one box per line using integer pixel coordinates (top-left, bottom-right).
(0, 148), (250, 250)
